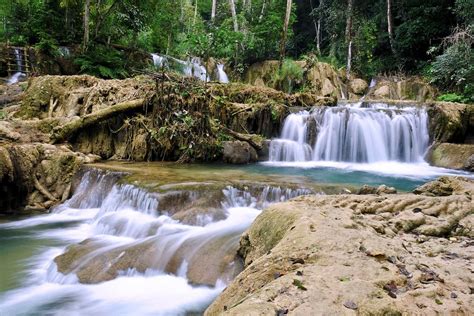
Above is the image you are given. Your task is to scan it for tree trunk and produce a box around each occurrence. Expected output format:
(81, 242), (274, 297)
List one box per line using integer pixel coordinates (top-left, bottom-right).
(211, 0), (217, 22)
(258, 0), (266, 22)
(229, 0), (238, 32)
(51, 99), (145, 143)
(83, 0), (91, 52)
(193, 0), (198, 26)
(345, 0), (353, 80)
(387, 0), (396, 54)
(279, 0), (293, 67)
(309, 0), (322, 55)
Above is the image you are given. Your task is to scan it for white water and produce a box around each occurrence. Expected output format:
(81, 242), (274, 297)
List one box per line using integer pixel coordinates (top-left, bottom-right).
(217, 63), (229, 83)
(151, 53), (168, 69)
(151, 53), (229, 83)
(270, 102), (429, 163)
(7, 48), (26, 85)
(0, 170), (311, 314)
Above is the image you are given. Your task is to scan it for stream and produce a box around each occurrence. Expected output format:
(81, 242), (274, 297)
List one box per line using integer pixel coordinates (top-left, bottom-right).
(0, 161), (469, 315)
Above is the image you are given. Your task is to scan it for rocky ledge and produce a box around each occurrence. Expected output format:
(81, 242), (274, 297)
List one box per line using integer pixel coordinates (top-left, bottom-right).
(206, 176), (474, 315)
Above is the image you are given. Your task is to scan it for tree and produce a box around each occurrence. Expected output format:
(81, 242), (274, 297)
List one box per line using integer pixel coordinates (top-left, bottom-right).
(345, 0), (353, 79)
(386, 0), (395, 54)
(83, 0), (90, 51)
(279, 0), (292, 67)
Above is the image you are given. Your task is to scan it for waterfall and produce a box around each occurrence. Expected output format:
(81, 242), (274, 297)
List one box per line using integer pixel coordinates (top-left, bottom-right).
(217, 63), (229, 83)
(150, 53), (230, 83)
(0, 169), (312, 314)
(151, 53), (168, 69)
(7, 48), (26, 85)
(269, 102), (429, 163)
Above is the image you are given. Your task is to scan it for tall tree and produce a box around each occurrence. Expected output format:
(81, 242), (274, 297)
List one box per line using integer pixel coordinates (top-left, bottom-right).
(345, 0), (353, 79)
(279, 0), (293, 66)
(83, 0), (90, 52)
(211, 0), (217, 22)
(387, 0), (395, 54)
(229, 0), (238, 32)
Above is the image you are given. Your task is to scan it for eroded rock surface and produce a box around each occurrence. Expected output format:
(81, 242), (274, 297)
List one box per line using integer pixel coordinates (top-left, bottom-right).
(428, 143), (474, 170)
(206, 177), (474, 315)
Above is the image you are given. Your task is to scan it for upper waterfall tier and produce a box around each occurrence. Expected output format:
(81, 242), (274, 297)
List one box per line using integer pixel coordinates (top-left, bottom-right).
(269, 102), (429, 163)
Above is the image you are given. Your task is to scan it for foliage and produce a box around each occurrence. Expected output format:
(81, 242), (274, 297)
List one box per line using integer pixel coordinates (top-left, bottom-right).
(74, 45), (129, 79)
(437, 93), (471, 104)
(271, 59), (304, 94)
(428, 26), (474, 103)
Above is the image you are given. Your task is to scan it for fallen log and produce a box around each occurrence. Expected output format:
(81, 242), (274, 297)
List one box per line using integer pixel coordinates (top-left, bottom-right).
(50, 98), (145, 143)
(220, 125), (263, 151)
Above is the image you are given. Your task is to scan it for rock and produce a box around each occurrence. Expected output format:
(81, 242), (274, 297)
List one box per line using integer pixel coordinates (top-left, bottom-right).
(368, 77), (437, 101)
(427, 102), (473, 143)
(321, 78), (336, 97)
(223, 141), (258, 164)
(428, 143), (474, 170)
(373, 85), (391, 99)
(376, 185), (397, 195)
(413, 176), (474, 197)
(0, 143), (85, 214)
(349, 79), (368, 95)
(464, 154), (474, 171)
(205, 177), (474, 315)
(357, 185), (378, 194)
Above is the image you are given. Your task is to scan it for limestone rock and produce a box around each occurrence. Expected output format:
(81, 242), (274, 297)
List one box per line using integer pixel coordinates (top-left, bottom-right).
(374, 85), (391, 99)
(413, 176), (474, 197)
(206, 177), (474, 315)
(464, 154), (474, 171)
(223, 141), (258, 164)
(349, 78), (368, 95)
(368, 77), (437, 102)
(428, 143), (474, 170)
(427, 102), (473, 143)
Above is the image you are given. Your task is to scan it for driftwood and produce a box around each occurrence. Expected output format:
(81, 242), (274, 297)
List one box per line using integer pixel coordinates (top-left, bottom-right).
(51, 98), (145, 143)
(220, 126), (263, 151)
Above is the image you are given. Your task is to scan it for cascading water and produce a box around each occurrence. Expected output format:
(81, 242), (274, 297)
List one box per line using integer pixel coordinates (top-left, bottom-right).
(150, 53), (229, 83)
(151, 53), (168, 69)
(216, 63), (229, 83)
(7, 48), (26, 85)
(270, 102), (429, 163)
(0, 169), (312, 314)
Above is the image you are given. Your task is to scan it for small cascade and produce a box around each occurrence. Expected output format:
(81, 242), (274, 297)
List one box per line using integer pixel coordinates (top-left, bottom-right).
(0, 168), (312, 314)
(151, 53), (168, 69)
(189, 57), (208, 81)
(7, 48), (26, 85)
(216, 63), (229, 83)
(270, 102), (429, 163)
(150, 53), (229, 83)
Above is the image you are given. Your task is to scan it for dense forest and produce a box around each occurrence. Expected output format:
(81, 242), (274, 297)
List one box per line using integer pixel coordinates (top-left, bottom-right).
(1, 0), (473, 101)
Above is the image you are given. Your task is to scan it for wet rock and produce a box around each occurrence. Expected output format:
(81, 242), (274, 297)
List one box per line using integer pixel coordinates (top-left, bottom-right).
(222, 141), (258, 164)
(428, 143), (474, 170)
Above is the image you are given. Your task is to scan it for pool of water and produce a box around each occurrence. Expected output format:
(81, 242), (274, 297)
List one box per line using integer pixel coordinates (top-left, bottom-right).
(0, 162), (471, 315)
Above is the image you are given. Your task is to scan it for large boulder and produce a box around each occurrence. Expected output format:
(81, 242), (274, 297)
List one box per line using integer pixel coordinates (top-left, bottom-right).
(223, 141), (258, 164)
(206, 177), (474, 315)
(349, 78), (368, 95)
(427, 102), (473, 143)
(428, 143), (474, 170)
